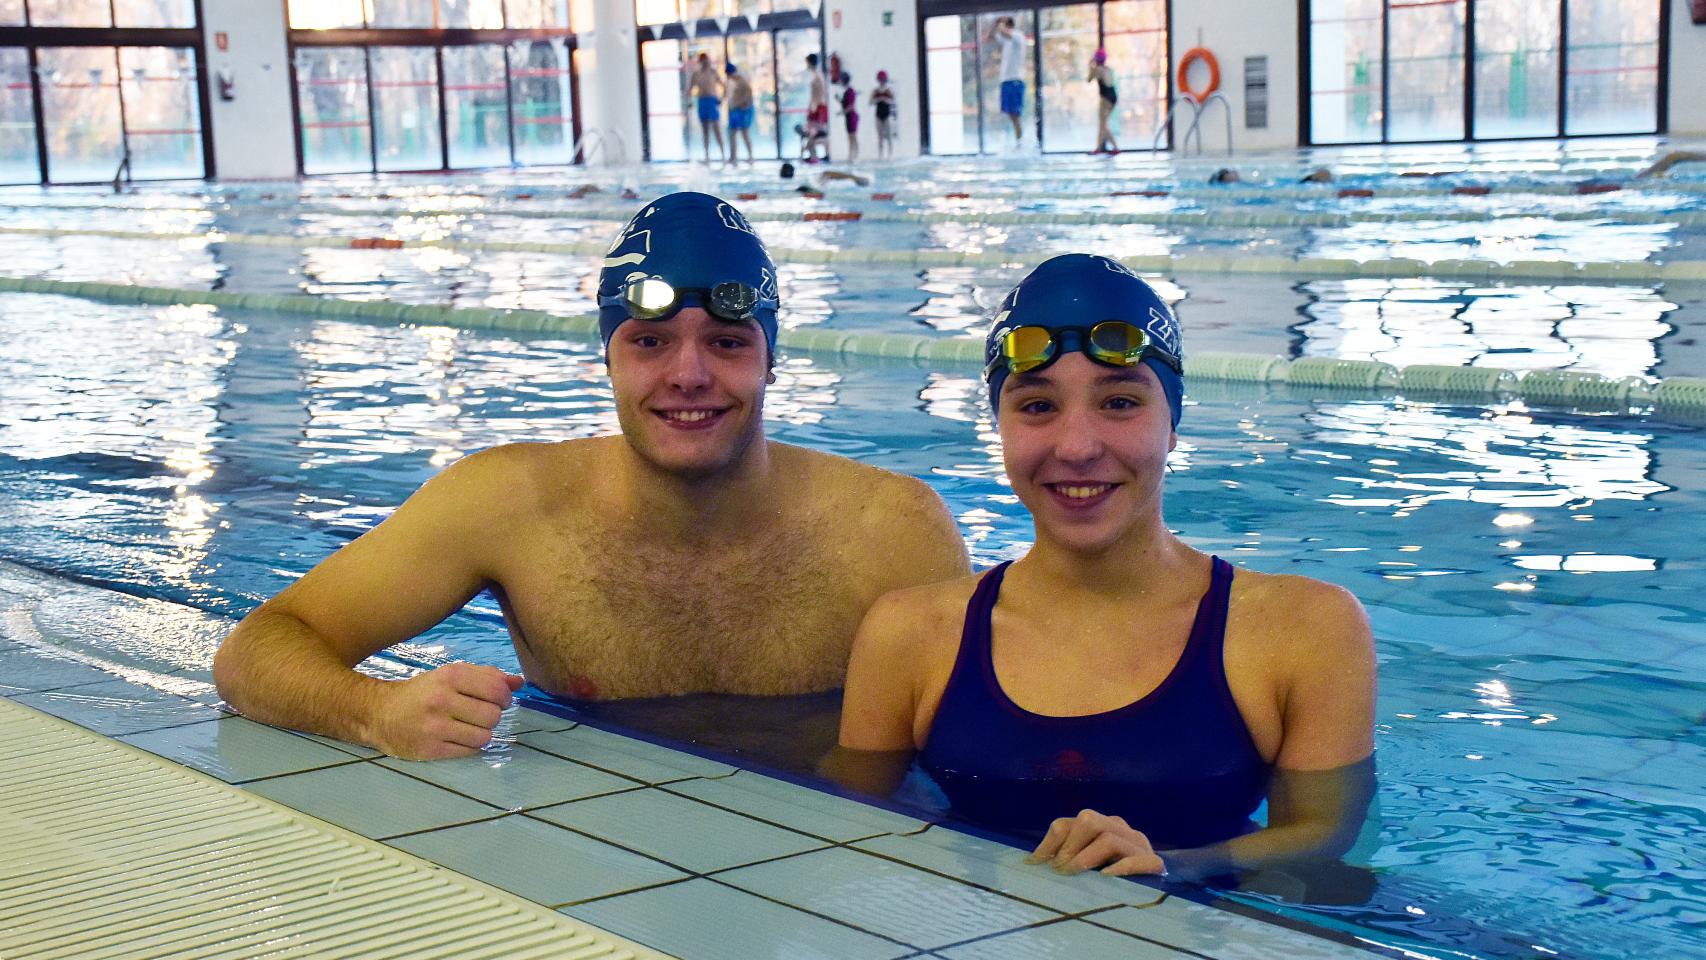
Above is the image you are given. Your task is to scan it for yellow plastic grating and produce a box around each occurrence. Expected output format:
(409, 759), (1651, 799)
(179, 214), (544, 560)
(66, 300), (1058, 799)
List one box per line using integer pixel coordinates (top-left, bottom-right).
(0, 697), (674, 960)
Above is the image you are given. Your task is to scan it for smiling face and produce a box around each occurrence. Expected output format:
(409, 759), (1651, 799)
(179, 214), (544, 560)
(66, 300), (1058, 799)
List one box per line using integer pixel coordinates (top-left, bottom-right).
(997, 352), (1177, 555)
(607, 307), (771, 479)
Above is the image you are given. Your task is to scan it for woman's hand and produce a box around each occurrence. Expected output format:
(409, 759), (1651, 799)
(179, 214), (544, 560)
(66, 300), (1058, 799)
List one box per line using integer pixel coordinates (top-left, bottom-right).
(1026, 809), (1167, 876)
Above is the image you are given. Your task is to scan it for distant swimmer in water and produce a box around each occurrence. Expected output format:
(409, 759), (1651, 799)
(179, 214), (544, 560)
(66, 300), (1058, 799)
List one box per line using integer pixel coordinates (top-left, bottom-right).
(1636, 150), (1706, 180)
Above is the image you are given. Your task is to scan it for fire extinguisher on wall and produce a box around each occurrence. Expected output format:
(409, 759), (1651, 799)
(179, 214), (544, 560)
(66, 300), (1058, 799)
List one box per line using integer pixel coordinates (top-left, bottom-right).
(1693, 0), (1705, 24)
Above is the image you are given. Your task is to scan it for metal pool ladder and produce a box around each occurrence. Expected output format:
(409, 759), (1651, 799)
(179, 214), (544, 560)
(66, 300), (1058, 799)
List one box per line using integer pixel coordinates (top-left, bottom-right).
(1153, 92), (1234, 156)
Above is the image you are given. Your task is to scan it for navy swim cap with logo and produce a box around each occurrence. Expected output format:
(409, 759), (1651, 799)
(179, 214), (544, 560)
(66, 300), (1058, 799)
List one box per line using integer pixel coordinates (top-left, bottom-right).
(597, 191), (779, 351)
(985, 253), (1185, 428)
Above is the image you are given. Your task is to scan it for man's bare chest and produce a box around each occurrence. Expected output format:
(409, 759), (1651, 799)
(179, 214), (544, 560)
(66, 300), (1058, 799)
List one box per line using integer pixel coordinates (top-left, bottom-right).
(496, 524), (869, 698)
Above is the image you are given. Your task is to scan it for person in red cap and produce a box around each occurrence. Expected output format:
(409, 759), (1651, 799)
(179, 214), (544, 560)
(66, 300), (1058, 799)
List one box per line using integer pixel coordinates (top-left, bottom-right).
(1087, 49), (1119, 155)
(870, 70), (897, 160)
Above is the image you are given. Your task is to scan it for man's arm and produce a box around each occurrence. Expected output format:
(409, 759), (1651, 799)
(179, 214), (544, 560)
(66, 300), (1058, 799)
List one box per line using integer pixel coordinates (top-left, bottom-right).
(213, 446), (529, 759)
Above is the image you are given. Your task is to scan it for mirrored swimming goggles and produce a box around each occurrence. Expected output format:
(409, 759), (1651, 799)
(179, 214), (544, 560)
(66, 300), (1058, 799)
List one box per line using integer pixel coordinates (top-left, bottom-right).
(985, 320), (1183, 383)
(599, 277), (777, 324)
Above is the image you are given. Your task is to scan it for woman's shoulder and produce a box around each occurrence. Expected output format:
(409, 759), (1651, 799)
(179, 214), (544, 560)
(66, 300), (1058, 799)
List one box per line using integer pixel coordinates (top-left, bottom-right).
(1228, 566), (1373, 660)
(868, 571), (984, 630)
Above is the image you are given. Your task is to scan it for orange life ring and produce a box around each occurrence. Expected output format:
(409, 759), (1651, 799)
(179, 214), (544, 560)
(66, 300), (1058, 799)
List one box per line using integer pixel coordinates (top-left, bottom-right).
(1177, 47), (1221, 103)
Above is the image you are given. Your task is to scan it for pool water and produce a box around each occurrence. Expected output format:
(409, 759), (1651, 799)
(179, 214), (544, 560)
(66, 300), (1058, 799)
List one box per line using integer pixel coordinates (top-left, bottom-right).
(3, 141), (1706, 959)
(2, 289), (1703, 960)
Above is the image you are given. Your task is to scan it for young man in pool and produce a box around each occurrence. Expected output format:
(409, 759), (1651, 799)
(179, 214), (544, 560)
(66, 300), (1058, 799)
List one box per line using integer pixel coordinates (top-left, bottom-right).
(214, 192), (971, 761)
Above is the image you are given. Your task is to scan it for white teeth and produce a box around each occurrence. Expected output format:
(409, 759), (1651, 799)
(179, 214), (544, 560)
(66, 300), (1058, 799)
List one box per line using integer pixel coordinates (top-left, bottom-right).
(665, 410), (715, 422)
(1058, 484), (1110, 499)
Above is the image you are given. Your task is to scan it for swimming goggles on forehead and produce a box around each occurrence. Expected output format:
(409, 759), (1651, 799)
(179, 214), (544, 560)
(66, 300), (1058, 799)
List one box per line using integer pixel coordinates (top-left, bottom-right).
(599, 276), (777, 324)
(985, 321), (1182, 383)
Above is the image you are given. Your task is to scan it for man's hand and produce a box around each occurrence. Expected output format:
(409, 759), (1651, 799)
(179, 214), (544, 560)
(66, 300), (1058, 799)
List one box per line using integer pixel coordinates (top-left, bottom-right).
(1027, 809), (1167, 876)
(367, 662), (525, 760)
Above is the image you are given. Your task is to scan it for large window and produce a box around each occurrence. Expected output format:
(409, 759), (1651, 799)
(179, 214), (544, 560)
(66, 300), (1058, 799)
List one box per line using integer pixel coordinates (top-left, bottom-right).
(636, 5), (820, 162)
(636, 1), (815, 27)
(921, 1), (1168, 156)
(1306, 0), (1663, 143)
(287, 0), (578, 174)
(0, 1), (207, 183)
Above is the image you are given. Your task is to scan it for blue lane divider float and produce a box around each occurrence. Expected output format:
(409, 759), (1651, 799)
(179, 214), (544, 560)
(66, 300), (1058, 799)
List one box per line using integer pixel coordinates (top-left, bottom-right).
(3, 274), (1703, 420)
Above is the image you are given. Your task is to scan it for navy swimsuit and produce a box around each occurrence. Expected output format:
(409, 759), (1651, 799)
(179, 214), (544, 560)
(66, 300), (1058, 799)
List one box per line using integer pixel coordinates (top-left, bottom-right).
(919, 557), (1268, 850)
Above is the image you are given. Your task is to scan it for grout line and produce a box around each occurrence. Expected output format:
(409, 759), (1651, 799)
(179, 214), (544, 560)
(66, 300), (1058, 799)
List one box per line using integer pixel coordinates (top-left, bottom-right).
(552, 874), (700, 910)
(699, 874), (922, 952)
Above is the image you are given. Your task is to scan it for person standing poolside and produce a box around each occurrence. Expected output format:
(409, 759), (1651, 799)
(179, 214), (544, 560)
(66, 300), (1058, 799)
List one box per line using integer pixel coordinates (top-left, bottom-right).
(829, 254), (1376, 882)
(988, 16), (1028, 144)
(837, 72), (861, 163)
(802, 53), (830, 162)
(870, 70), (897, 160)
(1087, 49), (1119, 155)
(725, 62), (756, 164)
(688, 53), (727, 163)
(214, 192), (971, 761)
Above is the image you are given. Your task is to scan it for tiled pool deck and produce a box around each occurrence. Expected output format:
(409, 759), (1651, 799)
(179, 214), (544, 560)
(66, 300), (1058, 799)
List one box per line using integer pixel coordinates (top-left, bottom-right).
(0, 559), (1384, 959)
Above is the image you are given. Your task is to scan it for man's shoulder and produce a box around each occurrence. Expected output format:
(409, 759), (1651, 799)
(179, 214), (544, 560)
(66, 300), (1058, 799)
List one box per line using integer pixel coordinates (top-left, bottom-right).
(778, 443), (939, 504)
(440, 438), (608, 505)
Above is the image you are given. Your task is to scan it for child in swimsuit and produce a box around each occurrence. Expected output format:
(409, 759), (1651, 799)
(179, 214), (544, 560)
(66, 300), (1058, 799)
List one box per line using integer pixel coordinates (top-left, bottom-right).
(870, 70), (897, 160)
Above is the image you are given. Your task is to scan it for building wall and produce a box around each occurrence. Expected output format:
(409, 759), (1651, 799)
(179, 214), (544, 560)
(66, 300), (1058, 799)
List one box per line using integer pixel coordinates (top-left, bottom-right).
(573, 0), (646, 166)
(825, 1), (923, 161)
(202, 0), (297, 179)
(1167, 0), (1300, 154)
(1669, 0), (1706, 136)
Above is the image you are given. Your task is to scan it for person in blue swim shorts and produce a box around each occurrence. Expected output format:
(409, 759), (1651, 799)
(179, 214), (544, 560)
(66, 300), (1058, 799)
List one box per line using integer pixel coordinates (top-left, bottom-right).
(215, 192), (969, 761)
(988, 16), (1028, 144)
(829, 254), (1376, 884)
(725, 62), (756, 164)
(688, 53), (726, 163)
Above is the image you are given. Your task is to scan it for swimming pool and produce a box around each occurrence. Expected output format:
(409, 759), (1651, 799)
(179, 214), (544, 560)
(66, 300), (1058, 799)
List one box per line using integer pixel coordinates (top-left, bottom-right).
(2, 141), (1705, 959)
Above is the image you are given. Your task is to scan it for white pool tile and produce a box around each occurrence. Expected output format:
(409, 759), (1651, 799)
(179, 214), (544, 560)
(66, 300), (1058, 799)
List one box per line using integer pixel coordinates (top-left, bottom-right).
(939, 919), (1185, 959)
(0, 647), (119, 695)
(854, 828), (1164, 914)
(390, 814), (688, 906)
(119, 714), (356, 782)
(1090, 898), (1381, 959)
(534, 787), (829, 873)
(565, 878), (913, 960)
(378, 742), (640, 810)
(243, 761), (501, 839)
(10, 677), (224, 735)
(667, 769), (929, 841)
(717, 846), (1056, 951)
(520, 725), (737, 783)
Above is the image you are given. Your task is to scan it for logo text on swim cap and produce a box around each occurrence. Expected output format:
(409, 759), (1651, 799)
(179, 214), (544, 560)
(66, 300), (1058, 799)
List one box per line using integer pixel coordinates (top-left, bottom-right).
(758, 266), (778, 299)
(1098, 256), (1138, 278)
(603, 211), (652, 268)
(717, 203), (758, 237)
(1147, 305), (1178, 354)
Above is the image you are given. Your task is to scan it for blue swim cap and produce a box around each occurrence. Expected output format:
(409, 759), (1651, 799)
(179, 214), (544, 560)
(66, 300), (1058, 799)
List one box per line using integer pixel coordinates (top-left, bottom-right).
(598, 191), (779, 351)
(985, 254), (1184, 428)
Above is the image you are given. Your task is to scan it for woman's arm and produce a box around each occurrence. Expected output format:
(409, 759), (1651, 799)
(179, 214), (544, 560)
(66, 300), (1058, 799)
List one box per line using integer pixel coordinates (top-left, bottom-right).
(821, 590), (925, 796)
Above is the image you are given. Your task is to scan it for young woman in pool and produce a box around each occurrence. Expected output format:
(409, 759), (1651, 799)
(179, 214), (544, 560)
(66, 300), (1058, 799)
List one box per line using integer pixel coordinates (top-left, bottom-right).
(829, 254), (1376, 881)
